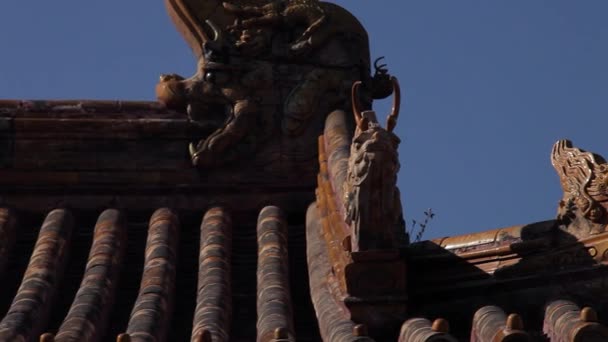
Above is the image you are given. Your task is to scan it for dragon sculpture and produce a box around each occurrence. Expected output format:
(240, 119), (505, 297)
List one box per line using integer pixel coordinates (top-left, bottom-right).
(156, 0), (393, 167)
(223, 0), (369, 57)
(344, 78), (408, 251)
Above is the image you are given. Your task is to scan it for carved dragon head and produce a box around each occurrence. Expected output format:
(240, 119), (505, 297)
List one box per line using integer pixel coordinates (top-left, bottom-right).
(156, 18), (273, 167)
(156, 0), (377, 168)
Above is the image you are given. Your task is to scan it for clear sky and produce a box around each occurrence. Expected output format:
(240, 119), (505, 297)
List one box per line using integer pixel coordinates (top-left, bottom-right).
(1, 1), (607, 239)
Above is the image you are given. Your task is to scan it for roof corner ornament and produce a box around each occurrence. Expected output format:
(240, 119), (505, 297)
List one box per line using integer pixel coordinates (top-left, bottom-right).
(551, 139), (608, 236)
(344, 76), (408, 252)
(156, 0), (373, 168)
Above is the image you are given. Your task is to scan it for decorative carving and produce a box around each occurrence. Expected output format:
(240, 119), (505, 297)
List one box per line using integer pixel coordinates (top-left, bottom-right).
(223, 0), (368, 57)
(156, 0), (377, 167)
(551, 140), (608, 229)
(156, 20), (272, 167)
(344, 77), (407, 251)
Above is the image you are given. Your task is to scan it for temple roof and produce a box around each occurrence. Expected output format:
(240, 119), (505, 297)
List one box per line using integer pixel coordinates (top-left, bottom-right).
(4, 99), (608, 341)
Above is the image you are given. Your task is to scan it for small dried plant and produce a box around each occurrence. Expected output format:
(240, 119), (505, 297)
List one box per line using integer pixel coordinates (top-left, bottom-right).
(408, 208), (435, 242)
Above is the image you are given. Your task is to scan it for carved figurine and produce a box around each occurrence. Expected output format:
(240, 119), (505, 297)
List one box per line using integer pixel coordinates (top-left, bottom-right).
(344, 77), (408, 251)
(552, 140), (608, 232)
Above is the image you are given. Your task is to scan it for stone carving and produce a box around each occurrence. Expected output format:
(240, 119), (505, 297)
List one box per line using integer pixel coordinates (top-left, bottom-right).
(156, 0), (391, 167)
(344, 77), (407, 251)
(552, 139), (608, 227)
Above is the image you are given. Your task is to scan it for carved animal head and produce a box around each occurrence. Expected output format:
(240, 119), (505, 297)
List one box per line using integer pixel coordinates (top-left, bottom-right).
(158, 0), (373, 169)
(156, 20), (236, 113)
(156, 20), (274, 167)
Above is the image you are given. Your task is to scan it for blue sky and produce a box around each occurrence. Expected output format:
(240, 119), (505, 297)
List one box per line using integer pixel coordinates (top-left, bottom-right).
(1, 1), (607, 239)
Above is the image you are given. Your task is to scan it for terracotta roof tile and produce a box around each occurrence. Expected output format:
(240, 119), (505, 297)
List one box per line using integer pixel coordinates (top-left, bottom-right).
(544, 300), (608, 342)
(471, 306), (530, 342)
(256, 206), (295, 342)
(125, 208), (179, 341)
(0, 209), (74, 341)
(305, 204), (373, 342)
(192, 207), (232, 342)
(398, 318), (456, 342)
(55, 209), (127, 342)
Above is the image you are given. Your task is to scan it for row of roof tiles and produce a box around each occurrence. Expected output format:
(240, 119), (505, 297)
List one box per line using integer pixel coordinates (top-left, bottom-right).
(398, 301), (608, 342)
(0, 207), (297, 342)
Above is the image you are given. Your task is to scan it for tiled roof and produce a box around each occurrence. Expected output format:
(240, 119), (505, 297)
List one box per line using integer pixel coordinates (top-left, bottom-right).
(0, 206), (318, 342)
(4, 100), (608, 341)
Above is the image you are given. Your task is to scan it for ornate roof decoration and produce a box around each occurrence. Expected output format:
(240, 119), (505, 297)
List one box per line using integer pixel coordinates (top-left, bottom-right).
(552, 140), (608, 236)
(156, 0), (391, 168)
(2, 2), (608, 341)
(345, 77), (406, 252)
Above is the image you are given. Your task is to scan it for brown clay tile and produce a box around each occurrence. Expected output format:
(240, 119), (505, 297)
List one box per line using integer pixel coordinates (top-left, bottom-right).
(305, 204), (374, 342)
(398, 318), (456, 342)
(54, 209), (127, 342)
(471, 306), (530, 342)
(323, 110), (352, 208)
(0, 209), (74, 342)
(256, 206), (295, 342)
(191, 207), (232, 342)
(315, 131), (353, 294)
(544, 300), (608, 342)
(126, 208), (179, 342)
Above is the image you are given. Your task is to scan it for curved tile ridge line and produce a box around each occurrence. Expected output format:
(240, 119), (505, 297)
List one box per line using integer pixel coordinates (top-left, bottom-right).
(0, 208), (18, 275)
(54, 209), (127, 342)
(0, 209), (74, 342)
(471, 306), (530, 342)
(256, 206), (295, 342)
(398, 318), (457, 342)
(323, 109), (352, 212)
(544, 300), (608, 341)
(191, 207), (233, 342)
(305, 204), (373, 342)
(126, 208), (180, 342)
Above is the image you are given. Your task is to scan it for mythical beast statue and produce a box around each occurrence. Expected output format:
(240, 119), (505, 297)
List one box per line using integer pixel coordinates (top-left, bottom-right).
(552, 140), (608, 238)
(156, 0), (394, 168)
(345, 78), (408, 251)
